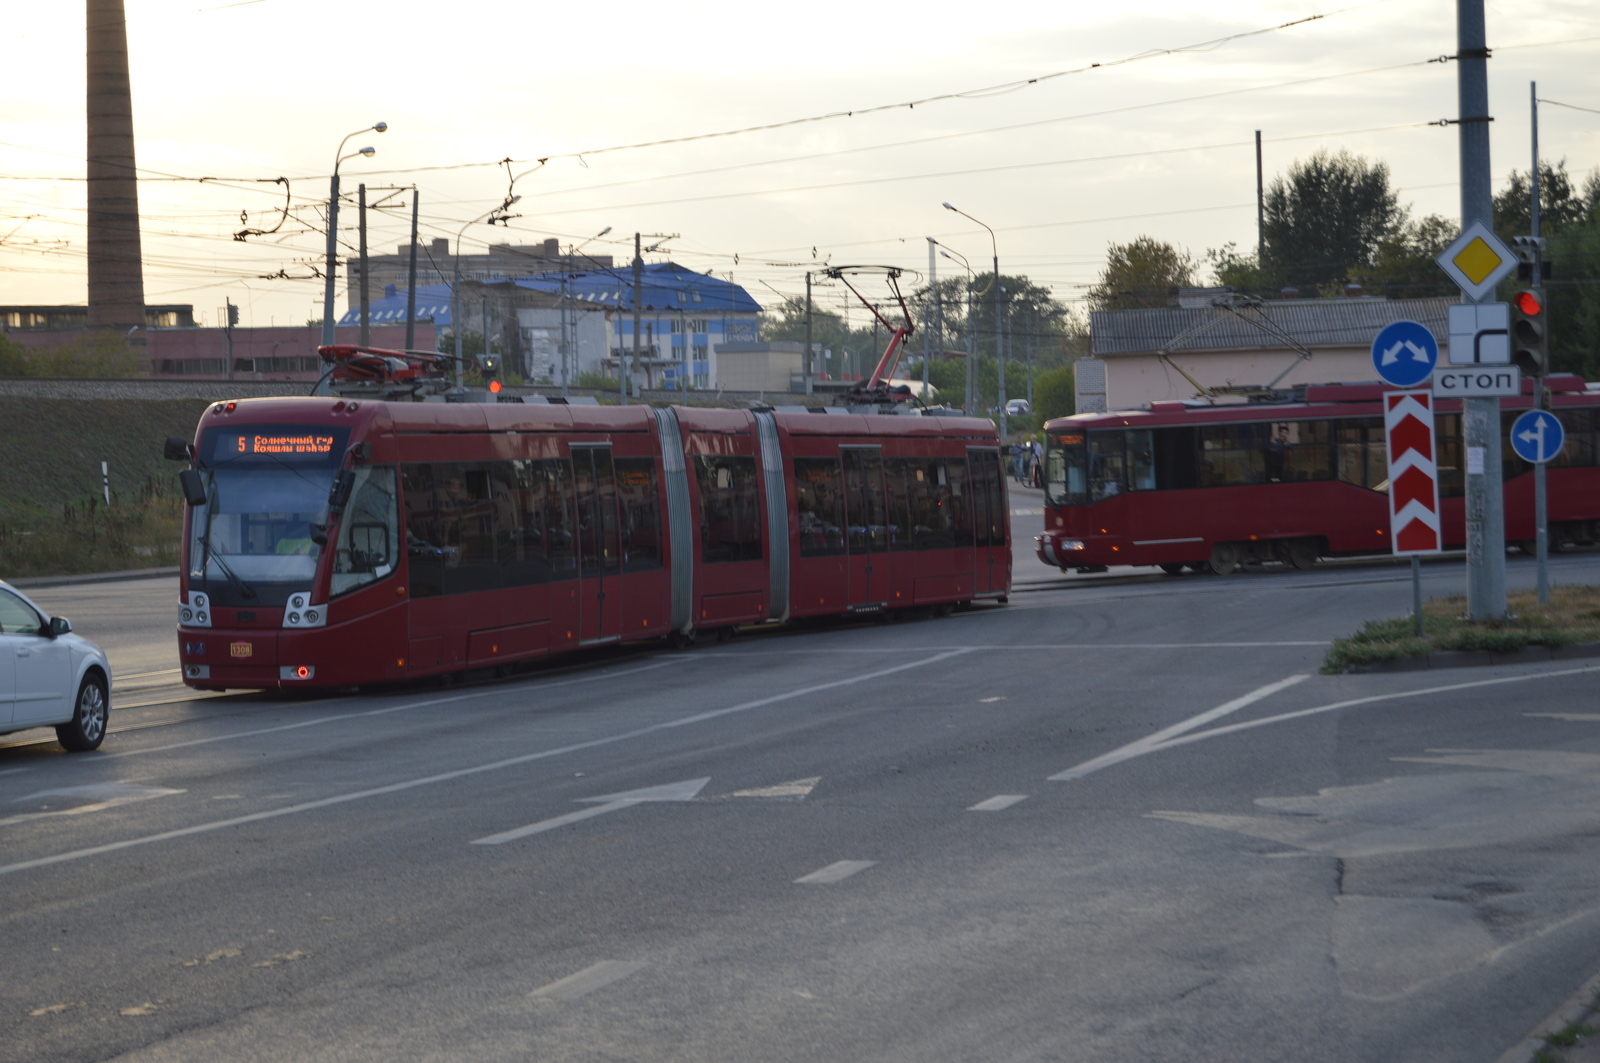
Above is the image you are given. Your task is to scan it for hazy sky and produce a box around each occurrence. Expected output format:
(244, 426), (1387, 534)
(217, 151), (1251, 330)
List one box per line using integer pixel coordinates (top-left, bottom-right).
(2, 0), (1597, 329)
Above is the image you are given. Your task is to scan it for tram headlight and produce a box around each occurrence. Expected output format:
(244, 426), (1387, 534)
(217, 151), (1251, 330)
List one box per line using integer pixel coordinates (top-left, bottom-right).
(181, 608), (193, 622)
(290, 594), (307, 610)
(1059, 539), (1086, 551)
(287, 612), (301, 624)
(304, 609), (319, 624)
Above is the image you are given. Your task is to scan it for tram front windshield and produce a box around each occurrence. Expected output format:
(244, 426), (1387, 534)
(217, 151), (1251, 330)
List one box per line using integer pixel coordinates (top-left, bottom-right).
(188, 424), (350, 606)
(1044, 431), (1090, 506)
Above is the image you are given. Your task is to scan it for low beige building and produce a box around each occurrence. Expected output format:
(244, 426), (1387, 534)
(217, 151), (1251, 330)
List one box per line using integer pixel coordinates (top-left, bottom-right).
(1080, 296), (1454, 412)
(714, 341), (804, 392)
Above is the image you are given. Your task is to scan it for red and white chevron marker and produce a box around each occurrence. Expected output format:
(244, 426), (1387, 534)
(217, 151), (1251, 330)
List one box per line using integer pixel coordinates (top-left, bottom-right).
(1384, 389), (1443, 555)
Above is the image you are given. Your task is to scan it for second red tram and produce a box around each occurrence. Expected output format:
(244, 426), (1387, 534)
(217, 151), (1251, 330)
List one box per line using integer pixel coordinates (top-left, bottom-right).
(173, 397), (1010, 690)
(1035, 375), (1600, 575)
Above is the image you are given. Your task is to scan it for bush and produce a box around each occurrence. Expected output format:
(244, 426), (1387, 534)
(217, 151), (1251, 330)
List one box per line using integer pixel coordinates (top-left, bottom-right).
(0, 333), (144, 378)
(0, 480), (183, 578)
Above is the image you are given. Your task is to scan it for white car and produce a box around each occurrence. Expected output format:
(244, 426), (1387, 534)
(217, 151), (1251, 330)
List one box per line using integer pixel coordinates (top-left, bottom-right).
(1004, 399), (1032, 416)
(0, 580), (112, 751)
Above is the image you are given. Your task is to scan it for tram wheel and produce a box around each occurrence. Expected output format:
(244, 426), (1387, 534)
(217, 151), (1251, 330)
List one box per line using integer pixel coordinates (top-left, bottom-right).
(1516, 540), (1538, 556)
(1208, 543), (1241, 575)
(1158, 563), (1186, 576)
(1286, 539), (1320, 570)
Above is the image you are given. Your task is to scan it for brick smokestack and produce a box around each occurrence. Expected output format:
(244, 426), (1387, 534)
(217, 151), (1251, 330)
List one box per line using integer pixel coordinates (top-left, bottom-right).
(86, 0), (146, 331)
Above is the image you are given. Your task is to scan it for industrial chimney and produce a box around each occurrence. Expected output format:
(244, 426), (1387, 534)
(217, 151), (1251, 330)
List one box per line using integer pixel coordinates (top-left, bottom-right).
(86, 0), (146, 332)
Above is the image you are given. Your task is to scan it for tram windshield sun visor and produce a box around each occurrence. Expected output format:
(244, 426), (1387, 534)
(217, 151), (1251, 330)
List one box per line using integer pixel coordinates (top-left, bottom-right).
(189, 424), (353, 607)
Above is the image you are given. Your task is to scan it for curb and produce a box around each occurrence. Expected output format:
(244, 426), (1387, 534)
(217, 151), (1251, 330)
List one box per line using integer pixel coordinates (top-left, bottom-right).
(8, 566), (179, 590)
(1346, 641), (1600, 673)
(1494, 968), (1600, 1063)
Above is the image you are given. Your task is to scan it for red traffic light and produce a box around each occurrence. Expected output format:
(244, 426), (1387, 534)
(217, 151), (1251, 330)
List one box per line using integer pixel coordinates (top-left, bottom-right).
(488, 380), (502, 394)
(1513, 290), (1543, 316)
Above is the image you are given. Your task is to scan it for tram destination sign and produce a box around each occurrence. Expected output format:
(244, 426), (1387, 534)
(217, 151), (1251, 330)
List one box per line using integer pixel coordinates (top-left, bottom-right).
(1383, 390), (1443, 556)
(1433, 365), (1522, 397)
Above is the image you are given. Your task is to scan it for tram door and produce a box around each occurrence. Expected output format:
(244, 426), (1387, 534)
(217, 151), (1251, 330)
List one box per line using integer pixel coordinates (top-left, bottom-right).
(968, 447), (1006, 595)
(841, 447), (889, 608)
(572, 446), (622, 643)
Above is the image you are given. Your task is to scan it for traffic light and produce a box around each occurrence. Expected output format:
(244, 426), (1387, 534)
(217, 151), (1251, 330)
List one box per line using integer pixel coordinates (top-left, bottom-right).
(479, 353), (501, 394)
(226, 303), (239, 327)
(1511, 289), (1548, 377)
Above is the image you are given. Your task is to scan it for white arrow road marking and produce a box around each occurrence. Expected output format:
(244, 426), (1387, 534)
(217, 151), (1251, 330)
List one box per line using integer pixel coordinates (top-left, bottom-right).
(529, 961), (648, 1001)
(795, 860), (876, 884)
(0, 783), (185, 829)
(726, 777), (820, 799)
(969, 794), (1028, 811)
(473, 778), (710, 844)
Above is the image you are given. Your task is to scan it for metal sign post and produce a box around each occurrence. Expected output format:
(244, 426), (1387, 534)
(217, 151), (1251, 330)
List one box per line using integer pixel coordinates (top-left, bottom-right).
(1509, 410), (1565, 606)
(1372, 324), (1442, 636)
(1437, 221), (1518, 621)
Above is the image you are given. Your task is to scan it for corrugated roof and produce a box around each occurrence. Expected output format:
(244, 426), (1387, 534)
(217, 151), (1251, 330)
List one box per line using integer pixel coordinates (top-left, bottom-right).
(336, 262), (761, 327)
(1090, 297), (1453, 356)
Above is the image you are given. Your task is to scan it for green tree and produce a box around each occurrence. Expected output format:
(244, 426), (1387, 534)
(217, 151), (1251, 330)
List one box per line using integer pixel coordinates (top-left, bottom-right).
(1493, 160), (1599, 242)
(1033, 364), (1075, 423)
(1262, 149), (1402, 289)
(1493, 163), (1600, 378)
(1088, 236), (1196, 310)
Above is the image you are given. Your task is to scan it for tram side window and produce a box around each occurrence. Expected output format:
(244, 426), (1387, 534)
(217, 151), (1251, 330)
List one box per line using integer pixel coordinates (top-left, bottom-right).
(1125, 430), (1155, 491)
(946, 457), (972, 543)
(905, 459), (957, 549)
(695, 455), (763, 563)
(1555, 409), (1597, 467)
(1088, 430), (1127, 498)
(1152, 427), (1197, 490)
(331, 465), (399, 598)
(432, 463), (499, 595)
(1335, 419), (1387, 490)
(401, 465), (446, 599)
(614, 457), (663, 573)
(794, 457), (845, 557)
(1436, 414), (1463, 498)
(1265, 420), (1334, 483)
(495, 459), (577, 586)
(969, 449), (1005, 546)
(842, 449), (889, 553)
(1200, 423), (1269, 486)
(883, 458), (916, 552)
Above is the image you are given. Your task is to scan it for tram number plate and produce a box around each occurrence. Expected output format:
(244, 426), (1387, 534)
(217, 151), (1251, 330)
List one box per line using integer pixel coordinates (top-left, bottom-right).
(230, 641), (254, 658)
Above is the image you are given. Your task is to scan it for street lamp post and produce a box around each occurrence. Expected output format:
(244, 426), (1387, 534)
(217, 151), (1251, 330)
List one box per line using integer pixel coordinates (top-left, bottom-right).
(321, 122), (386, 350)
(937, 245), (977, 413)
(452, 197), (522, 390)
(943, 202), (1004, 440)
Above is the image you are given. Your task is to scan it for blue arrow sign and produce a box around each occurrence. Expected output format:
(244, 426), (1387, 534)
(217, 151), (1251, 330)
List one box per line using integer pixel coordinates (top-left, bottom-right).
(1509, 409), (1565, 464)
(1371, 320), (1439, 388)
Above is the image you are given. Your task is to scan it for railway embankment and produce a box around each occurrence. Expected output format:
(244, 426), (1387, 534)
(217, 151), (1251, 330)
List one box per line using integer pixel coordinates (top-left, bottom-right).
(1324, 585), (1600, 673)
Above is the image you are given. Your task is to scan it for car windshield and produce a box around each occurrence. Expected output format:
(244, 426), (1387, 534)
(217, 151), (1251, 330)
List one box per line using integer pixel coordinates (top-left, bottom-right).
(188, 424), (350, 606)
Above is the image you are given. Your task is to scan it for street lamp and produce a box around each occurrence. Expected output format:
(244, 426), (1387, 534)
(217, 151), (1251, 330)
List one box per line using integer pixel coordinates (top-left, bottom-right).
(321, 122), (387, 350)
(452, 196), (522, 390)
(936, 245), (977, 413)
(943, 202), (1006, 439)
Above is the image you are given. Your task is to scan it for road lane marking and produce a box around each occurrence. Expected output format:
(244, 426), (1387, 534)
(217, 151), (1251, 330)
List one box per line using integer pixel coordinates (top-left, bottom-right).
(0, 782), (185, 828)
(796, 860), (876, 884)
(0, 650), (970, 878)
(969, 794), (1028, 811)
(1049, 674), (1310, 782)
(1149, 665), (1600, 755)
(530, 961), (647, 1001)
(96, 659), (693, 760)
(1526, 713), (1600, 721)
(473, 778), (709, 844)
(701, 643), (1328, 656)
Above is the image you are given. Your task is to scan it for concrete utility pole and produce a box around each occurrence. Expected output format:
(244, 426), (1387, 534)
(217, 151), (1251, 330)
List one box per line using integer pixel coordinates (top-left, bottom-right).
(628, 232), (642, 406)
(1255, 130), (1265, 266)
(1531, 81), (1550, 606)
(404, 190), (419, 350)
(1457, 0), (1506, 620)
(86, 0), (146, 333)
(924, 238), (935, 402)
(358, 184), (370, 348)
(804, 272), (814, 397)
(321, 123), (385, 349)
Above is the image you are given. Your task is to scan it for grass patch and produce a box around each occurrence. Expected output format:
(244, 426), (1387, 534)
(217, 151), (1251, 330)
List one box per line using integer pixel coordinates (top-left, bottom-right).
(0, 486), (183, 579)
(1322, 585), (1600, 673)
(1544, 1022), (1598, 1047)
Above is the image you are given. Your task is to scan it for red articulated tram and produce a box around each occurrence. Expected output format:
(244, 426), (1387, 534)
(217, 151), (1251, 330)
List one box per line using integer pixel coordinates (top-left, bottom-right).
(1035, 375), (1600, 575)
(168, 340), (1010, 691)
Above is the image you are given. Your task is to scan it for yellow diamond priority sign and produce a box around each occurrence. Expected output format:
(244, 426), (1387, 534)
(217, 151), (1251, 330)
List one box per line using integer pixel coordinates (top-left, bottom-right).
(1436, 220), (1517, 301)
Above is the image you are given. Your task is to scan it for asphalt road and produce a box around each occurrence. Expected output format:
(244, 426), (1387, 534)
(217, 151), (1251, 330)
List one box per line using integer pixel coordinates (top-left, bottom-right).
(4, 498), (1600, 1063)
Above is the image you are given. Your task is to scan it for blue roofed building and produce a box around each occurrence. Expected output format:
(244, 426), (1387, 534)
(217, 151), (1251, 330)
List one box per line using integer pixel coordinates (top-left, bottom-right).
(337, 261), (761, 389)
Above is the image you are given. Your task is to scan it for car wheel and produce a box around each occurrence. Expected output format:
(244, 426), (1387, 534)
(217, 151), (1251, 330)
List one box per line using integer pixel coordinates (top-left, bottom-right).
(57, 673), (109, 752)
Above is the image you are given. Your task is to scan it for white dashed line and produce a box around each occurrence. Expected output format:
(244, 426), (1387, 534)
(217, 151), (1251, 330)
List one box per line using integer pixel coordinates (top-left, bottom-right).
(968, 794), (1028, 811)
(795, 860), (876, 884)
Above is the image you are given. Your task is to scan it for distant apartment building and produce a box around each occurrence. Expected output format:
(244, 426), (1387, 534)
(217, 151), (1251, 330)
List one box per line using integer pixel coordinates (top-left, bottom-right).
(345, 237), (613, 313)
(2, 304), (194, 332)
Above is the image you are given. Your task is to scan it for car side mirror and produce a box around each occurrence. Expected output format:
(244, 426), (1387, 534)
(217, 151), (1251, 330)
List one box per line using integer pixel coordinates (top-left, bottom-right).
(49, 616), (71, 637)
(178, 469), (208, 507)
(164, 437), (193, 461)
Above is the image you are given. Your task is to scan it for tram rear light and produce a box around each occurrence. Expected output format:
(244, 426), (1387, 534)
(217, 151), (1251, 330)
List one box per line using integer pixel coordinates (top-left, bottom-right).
(225, 402), (236, 412)
(296, 666), (309, 679)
